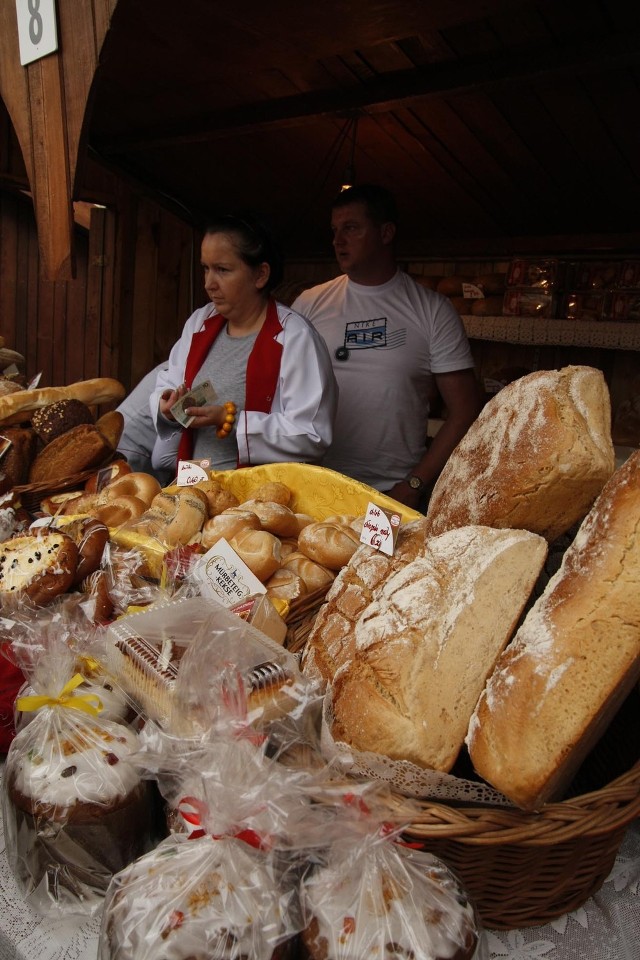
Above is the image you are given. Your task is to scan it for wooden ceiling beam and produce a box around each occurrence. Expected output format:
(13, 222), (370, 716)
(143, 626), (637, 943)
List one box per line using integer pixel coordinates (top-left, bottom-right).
(95, 26), (640, 154)
(0, 0), (117, 280)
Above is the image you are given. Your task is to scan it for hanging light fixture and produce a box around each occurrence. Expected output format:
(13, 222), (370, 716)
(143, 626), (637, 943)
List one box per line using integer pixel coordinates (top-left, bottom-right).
(340, 115), (359, 192)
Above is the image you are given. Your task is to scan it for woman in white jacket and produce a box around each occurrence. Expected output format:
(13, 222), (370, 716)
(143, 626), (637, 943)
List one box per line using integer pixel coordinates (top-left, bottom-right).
(151, 214), (338, 474)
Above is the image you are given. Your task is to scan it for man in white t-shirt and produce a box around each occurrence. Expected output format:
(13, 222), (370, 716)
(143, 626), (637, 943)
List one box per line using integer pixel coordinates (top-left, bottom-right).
(292, 184), (482, 510)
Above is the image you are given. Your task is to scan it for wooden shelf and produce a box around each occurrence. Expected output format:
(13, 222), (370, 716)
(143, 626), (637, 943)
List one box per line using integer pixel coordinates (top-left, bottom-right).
(462, 316), (640, 351)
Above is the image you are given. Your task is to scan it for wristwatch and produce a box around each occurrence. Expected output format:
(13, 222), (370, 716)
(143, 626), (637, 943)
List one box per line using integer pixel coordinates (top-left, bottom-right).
(406, 475), (427, 493)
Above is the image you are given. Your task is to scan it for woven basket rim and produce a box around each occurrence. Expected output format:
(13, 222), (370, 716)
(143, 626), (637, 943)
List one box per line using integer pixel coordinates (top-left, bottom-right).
(394, 758), (640, 845)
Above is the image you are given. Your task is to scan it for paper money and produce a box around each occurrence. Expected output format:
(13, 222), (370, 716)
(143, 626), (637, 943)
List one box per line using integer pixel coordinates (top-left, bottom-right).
(170, 380), (218, 428)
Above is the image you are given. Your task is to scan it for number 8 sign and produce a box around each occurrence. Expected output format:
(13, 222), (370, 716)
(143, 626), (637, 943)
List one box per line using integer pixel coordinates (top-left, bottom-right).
(16, 0), (58, 66)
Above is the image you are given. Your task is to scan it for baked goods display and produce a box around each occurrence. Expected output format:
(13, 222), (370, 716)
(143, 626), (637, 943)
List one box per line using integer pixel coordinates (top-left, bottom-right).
(424, 365), (615, 542)
(467, 449), (640, 810)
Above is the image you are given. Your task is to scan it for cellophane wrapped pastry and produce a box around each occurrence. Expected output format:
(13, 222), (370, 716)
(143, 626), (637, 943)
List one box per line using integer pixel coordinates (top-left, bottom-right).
(1, 621), (159, 917)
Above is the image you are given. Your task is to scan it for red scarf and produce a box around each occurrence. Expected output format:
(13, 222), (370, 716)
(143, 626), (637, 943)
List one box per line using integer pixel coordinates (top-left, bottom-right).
(176, 299), (283, 464)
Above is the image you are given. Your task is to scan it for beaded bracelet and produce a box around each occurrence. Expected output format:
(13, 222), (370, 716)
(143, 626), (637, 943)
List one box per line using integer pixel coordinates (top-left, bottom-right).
(216, 401), (237, 439)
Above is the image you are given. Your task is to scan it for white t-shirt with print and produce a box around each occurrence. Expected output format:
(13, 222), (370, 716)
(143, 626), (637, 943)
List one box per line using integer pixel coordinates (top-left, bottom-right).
(293, 270), (474, 491)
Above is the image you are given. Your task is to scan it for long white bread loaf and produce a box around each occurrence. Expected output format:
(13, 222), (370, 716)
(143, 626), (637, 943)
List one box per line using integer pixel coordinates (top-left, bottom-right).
(424, 365), (615, 542)
(0, 378), (126, 425)
(467, 450), (640, 811)
(325, 524), (548, 772)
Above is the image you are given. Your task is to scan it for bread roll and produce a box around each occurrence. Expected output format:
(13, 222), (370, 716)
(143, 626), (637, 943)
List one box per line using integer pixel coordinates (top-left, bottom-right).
(327, 526), (547, 771)
(282, 551), (335, 593)
(84, 459), (132, 494)
(0, 378), (126, 425)
(240, 499), (299, 538)
(298, 520), (361, 570)
(102, 472), (161, 507)
(194, 479), (239, 516)
(94, 495), (148, 527)
(200, 510), (261, 550)
(467, 450), (640, 810)
(249, 481), (292, 506)
(228, 528), (282, 582)
(140, 488), (208, 547)
(265, 567), (307, 602)
(424, 365), (616, 543)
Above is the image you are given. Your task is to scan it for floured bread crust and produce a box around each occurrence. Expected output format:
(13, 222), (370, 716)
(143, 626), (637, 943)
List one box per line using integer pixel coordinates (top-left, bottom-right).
(467, 449), (640, 810)
(424, 365), (615, 542)
(324, 525), (547, 772)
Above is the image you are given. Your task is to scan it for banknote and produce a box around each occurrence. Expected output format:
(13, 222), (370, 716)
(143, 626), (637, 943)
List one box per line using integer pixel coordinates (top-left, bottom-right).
(170, 379), (218, 428)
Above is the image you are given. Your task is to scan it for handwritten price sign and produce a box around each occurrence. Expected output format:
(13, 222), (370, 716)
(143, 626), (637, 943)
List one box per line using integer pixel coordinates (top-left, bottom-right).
(360, 502), (401, 556)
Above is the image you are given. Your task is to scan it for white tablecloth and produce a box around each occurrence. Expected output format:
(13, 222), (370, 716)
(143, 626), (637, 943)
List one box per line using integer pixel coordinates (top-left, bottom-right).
(1, 757), (638, 960)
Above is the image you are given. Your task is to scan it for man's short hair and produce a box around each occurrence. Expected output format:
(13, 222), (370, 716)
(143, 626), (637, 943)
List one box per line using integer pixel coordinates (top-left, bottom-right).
(332, 184), (398, 225)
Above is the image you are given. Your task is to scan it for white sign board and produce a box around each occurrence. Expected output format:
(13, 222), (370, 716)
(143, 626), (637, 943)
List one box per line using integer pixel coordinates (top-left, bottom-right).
(16, 0), (58, 66)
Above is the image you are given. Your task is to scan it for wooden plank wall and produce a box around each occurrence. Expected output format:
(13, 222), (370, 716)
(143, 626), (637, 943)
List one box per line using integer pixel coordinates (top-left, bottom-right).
(0, 186), (198, 398)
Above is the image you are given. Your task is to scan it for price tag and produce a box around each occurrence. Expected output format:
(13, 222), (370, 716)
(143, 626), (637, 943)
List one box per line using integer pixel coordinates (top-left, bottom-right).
(462, 282), (484, 299)
(176, 459), (210, 486)
(16, 0), (58, 66)
(192, 538), (266, 607)
(26, 371), (42, 390)
(360, 502), (401, 556)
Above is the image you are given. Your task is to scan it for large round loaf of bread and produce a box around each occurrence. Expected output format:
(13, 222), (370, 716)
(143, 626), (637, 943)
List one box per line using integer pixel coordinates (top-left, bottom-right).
(424, 365), (615, 543)
(467, 449), (640, 810)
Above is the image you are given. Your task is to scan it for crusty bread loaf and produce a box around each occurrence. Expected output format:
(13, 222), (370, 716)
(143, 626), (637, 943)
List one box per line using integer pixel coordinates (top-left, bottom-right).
(31, 399), (94, 444)
(0, 377), (126, 425)
(28, 423), (113, 483)
(467, 450), (640, 810)
(325, 525), (547, 772)
(301, 518), (430, 686)
(424, 365), (615, 543)
(0, 427), (37, 487)
(94, 410), (125, 449)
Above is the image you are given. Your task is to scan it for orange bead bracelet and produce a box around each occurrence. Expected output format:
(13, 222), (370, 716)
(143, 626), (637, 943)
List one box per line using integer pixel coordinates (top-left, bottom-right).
(216, 401), (237, 438)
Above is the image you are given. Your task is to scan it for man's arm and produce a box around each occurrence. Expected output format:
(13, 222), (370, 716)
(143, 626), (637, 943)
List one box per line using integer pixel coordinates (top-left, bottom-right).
(388, 368), (482, 510)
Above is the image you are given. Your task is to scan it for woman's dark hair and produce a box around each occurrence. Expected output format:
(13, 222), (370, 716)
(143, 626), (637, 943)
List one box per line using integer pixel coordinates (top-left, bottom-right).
(204, 214), (284, 293)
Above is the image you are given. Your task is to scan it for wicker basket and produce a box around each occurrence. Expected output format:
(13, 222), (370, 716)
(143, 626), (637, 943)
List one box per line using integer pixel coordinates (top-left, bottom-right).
(286, 592), (640, 929)
(13, 452), (120, 514)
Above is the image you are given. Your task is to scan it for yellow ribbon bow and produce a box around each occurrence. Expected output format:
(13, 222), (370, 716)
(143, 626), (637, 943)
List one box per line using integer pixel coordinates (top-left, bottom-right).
(16, 672), (104, 716)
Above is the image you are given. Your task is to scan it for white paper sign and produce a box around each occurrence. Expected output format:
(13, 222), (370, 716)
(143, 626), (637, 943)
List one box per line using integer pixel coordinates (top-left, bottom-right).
(176, 459), (210, 486)
(16, 0), (58, 66)
(192, 537), (266, 607)
(360, 502), (401, 556)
